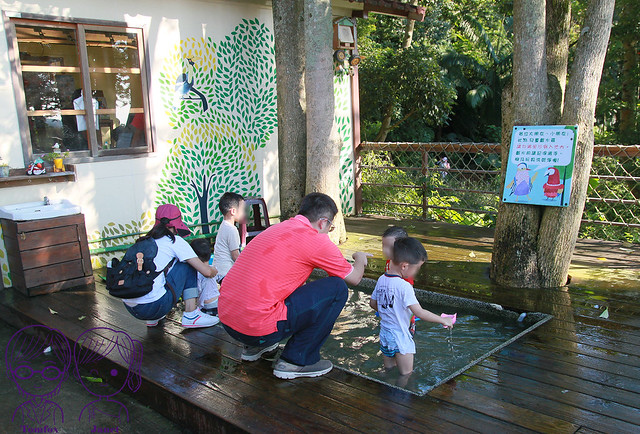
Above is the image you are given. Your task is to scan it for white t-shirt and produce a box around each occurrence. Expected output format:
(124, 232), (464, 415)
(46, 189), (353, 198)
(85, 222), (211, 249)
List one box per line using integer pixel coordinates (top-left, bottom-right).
(214, 220), (241, 277)
(73, 93), (99, 131)
(371, 274), (419, 351)
(123, 235), (197, 306)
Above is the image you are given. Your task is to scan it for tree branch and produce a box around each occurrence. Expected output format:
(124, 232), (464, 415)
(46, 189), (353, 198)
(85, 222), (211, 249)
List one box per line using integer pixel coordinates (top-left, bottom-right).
(388, 108), (419, 131)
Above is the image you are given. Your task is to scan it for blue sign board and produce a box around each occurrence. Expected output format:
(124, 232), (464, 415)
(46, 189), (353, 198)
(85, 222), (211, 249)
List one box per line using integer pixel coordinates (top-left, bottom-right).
(502, 125), (578, 207)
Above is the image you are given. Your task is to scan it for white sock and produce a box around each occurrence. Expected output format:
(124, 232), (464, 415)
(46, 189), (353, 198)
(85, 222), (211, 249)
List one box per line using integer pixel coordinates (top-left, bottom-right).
(203, 301), (218, 310)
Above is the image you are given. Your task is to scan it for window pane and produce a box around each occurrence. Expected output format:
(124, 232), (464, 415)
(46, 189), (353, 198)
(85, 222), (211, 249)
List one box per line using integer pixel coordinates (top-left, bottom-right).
(85, 30), (146, 149)
(16, 25), (90, 153)
(16, 25), (79, 67)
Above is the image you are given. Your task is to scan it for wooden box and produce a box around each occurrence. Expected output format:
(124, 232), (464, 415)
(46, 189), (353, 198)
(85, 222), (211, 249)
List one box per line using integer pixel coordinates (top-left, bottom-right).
(1, 214), (94, 296)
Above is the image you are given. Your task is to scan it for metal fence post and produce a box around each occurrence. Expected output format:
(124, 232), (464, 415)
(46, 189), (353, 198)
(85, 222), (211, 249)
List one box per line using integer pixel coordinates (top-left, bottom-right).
(421, 148), (428, 220)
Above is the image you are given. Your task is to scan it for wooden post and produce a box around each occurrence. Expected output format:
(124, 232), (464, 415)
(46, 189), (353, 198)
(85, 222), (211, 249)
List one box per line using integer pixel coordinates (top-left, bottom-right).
(352, 66), (363, 215)
(421, 148), (428, 220)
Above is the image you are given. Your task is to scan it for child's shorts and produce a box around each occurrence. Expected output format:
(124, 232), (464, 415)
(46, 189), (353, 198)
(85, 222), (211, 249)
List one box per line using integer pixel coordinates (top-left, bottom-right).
(379, 326), (415, 357)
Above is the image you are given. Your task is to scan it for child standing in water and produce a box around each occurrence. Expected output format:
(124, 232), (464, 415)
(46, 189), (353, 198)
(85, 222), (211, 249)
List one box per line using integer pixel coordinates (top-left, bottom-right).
(370, 237), (453, 375)
(382, 226), (418, 333)
(381, 226), (411, 284)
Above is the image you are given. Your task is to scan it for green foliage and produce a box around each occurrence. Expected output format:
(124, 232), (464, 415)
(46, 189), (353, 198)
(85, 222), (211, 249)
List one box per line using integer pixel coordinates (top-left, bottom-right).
(361, 149), (498, 227)
(358, 0), (511, 142)
(359, 43), (456, 137)
(580, 155), (640, 243)
(595, 0), (640, 145)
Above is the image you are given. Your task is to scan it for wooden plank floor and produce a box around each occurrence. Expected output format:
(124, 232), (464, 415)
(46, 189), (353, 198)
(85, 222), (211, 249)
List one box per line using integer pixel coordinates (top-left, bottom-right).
(1, 216), (638, 433)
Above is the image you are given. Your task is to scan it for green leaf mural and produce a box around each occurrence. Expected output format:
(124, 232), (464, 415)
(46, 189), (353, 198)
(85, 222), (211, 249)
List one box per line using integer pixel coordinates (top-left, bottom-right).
(89, 19), (278, 267)
(334, 75), (355, 215)
(156, 21), (277, 234)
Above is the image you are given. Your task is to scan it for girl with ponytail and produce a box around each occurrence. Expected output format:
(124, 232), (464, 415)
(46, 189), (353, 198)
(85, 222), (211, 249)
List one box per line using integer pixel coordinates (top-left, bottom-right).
(121, 204), (220, 328)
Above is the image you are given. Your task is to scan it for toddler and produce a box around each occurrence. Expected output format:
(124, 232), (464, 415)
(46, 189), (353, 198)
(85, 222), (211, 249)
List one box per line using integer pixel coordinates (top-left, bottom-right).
(214, 192), (245, 283)
(190, 238), (220, 315)
(382, 226), (418, 333)
(370, 237), (453, 376)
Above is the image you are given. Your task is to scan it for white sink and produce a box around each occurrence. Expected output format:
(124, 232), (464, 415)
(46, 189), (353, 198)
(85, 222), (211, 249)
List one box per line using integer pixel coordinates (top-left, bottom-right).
(0, 199), (81, 221)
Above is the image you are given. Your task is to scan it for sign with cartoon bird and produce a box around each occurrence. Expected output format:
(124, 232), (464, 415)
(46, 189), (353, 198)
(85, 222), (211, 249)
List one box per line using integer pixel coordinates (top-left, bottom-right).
(502, 125), (578, 207)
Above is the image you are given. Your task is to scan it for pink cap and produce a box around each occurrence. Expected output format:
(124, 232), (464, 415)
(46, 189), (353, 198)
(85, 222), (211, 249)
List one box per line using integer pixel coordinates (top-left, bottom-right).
(155, 204), (190, 236)
(441, 313), (457, 328)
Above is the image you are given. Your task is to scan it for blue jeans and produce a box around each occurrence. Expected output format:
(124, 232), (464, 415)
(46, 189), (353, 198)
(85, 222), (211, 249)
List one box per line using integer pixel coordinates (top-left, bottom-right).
(223, 276), (348, 366)
(125, 262), (199, 321)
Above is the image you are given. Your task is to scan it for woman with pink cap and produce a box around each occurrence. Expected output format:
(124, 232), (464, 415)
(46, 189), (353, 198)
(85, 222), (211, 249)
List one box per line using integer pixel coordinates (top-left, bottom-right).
(121, 204), (219, 328)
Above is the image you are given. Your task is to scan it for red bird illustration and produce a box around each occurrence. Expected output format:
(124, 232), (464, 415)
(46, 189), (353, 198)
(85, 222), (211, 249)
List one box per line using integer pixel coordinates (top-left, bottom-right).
(543, 167), (564, 199)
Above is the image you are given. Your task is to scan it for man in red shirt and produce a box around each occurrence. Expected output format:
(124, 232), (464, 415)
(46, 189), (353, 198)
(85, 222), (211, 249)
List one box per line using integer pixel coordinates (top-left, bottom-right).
(219, 193), (370, 379)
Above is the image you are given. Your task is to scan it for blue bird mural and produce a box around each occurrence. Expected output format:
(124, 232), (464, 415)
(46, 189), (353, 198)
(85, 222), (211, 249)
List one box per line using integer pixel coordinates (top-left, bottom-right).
(174, 57), (209, 112)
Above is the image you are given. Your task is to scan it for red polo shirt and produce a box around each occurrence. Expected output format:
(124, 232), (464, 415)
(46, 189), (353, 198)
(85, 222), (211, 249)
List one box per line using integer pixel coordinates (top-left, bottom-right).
(218, 215), (353, 336)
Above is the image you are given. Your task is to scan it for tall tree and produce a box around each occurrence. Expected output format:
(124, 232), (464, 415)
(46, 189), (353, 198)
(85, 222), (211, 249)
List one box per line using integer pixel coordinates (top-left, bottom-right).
(537, 0), (616, 286)
(491, 0), (547, 288)
(272, 0), (307, 219)
(304, 0), (347, 243)
(491, 0), (615, 288)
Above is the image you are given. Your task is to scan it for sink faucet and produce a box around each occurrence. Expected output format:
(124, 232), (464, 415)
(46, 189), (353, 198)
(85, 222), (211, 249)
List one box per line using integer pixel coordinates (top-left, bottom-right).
(43, 196), (50, 206)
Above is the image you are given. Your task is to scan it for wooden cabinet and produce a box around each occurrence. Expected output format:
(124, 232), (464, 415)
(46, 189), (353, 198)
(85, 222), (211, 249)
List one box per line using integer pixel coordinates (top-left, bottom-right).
(1, 214), (94, 296)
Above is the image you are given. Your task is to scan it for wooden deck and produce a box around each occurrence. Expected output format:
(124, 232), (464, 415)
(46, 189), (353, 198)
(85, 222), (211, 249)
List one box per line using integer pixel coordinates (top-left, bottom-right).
(1, 216), (639, 433)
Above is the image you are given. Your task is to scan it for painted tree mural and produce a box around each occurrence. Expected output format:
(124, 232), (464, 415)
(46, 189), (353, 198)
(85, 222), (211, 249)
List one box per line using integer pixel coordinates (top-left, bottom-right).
(156, 19), (277, 234)
(335, 75), (355, 215)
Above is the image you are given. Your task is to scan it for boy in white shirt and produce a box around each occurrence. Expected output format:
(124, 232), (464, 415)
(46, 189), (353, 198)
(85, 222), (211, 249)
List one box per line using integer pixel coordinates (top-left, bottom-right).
(190, 238), (220, 315)
(214, 192), (245, 282)
(370, 237), (453, 376)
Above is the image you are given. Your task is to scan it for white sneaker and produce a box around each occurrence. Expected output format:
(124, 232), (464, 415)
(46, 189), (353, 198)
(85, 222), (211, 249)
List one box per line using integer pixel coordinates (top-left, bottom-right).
(181, 308), (220, 328)
(146, 315), (166, 327)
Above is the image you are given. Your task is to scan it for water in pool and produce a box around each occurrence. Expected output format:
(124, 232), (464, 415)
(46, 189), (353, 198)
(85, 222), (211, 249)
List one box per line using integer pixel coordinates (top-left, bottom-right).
(321, 289), (537, 395)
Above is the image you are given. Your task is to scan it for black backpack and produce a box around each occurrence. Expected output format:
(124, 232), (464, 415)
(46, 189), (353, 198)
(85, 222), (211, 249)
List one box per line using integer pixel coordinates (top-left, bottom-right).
(106, 238), (174, 299)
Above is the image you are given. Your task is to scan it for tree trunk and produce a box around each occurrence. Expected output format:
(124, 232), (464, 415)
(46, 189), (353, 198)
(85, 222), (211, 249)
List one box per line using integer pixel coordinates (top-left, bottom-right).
(402, 0), (419, 49)
(490, 0), (548, 288)
(545, 0), (571, 105)
(536, 0), (615, 287)
(303, 0), (347, 243)
(273, 0), (307, 220)
(619, 0), (638, 144)
(619, 36), (636, 143)
(192, 176), (212, 234)
(374, 103), (394, 142)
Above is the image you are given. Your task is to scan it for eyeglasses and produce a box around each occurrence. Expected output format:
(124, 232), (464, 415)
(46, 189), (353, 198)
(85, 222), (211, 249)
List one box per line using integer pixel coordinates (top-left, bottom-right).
(14, 364), (63, 381)
(320, 218), (335, 232)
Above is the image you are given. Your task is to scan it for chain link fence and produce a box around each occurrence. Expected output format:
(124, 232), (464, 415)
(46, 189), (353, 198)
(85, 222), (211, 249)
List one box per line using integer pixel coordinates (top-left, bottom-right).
(357, 142), (640, 243)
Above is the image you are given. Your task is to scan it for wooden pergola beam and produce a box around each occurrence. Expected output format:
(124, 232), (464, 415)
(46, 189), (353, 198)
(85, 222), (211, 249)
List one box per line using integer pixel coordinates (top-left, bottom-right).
(349, 0), (426, 21)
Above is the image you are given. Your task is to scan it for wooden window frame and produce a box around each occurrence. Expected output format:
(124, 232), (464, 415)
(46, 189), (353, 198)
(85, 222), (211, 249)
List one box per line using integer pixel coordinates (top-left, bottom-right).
(3, 12), (154, 166)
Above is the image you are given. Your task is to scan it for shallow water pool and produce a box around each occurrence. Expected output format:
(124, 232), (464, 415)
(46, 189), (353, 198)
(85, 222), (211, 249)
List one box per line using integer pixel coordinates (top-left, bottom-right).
(321, 287), (551, 395)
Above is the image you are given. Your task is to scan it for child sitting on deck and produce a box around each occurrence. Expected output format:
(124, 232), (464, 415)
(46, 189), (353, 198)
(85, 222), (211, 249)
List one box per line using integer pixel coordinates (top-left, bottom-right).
(190, 238), (220, 315)
(370, 237), (453, 376)
(214, 192), (245, 283)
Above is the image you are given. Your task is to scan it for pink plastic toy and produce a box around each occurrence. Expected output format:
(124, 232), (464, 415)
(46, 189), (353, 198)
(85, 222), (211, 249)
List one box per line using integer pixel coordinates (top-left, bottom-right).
(441, 313), (457, 328)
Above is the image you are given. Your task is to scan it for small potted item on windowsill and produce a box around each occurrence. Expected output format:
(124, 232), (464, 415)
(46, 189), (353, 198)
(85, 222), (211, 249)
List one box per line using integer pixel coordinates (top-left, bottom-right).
(43, 143), (70, 173)
(0, 156), (10, 178)
(27, 157), (46, 175)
